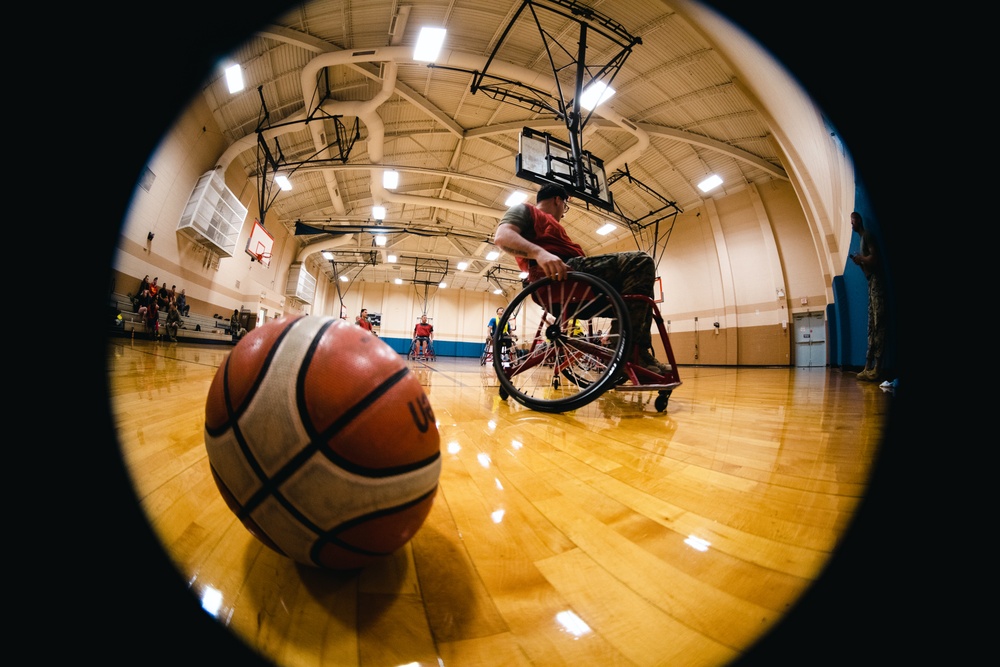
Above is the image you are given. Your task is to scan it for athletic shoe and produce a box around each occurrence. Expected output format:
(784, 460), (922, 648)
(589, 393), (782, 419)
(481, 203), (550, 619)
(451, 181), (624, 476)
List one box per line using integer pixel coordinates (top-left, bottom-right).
(639, 352), (671, 375)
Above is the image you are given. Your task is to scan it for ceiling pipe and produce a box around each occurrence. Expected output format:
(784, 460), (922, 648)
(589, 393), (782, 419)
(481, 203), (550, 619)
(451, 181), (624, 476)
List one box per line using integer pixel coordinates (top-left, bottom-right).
(297, 45), (648, 219)
(210, 42), (652, 271)
(295, 234), (355, 263)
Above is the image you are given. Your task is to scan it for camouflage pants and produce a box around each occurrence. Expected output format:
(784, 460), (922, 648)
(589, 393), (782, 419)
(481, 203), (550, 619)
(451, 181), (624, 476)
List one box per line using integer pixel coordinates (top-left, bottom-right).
(566, 251), (656, 348)
(866, 273), (886, 368)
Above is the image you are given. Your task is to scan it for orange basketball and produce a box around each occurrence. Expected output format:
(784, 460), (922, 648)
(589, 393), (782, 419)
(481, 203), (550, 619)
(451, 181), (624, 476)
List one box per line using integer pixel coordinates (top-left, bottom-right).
(204, 315), (440, 570)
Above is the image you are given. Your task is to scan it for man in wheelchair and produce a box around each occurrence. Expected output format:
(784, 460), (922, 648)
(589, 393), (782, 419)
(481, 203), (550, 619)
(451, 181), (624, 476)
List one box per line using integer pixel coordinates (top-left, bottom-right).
(493, 183), (670, 376)
(413, 315), (434, 358)
(487, 307), (517, 363)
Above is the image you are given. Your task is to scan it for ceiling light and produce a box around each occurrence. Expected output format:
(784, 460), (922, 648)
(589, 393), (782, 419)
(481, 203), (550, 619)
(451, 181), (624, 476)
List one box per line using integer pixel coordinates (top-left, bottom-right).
(225, 64), (244, 93)
(596, 222), (616, 236)
(274, 174), (292, 191)
(372, 205), (386, 220)
(486, 250), (500, 261)
(394, 278), (403, 285)
(374, 234), (387, 247)
(322, 251), (334, 260)
(493, 289), (503, 295)
(439, 282), (447, 288)
(519, 271), (529, 280)
(505, 191), (528, 206)
(457, 261), (469, 271)
(387, 254), (397, 262)
(339, 275), (348, 282)
(698, 174), (723, 192)
(580, 81), (615, 110)
(414, 27), (446, 62)
(383, 170), (399, 189)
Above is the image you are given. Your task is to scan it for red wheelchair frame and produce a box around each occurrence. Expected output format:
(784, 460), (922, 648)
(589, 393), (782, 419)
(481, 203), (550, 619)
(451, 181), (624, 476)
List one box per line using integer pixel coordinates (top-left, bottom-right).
(493, 273), (681, 413)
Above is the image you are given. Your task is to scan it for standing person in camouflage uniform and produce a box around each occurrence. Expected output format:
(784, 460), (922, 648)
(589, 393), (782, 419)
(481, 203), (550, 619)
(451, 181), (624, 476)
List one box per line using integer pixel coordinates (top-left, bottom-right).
(849, 211), (886, 381)
(493, 183), (670, 375)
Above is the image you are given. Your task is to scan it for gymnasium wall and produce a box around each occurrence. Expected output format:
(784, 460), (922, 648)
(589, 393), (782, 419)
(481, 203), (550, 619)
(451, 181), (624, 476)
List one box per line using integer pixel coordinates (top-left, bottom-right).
(114, 87), (842, 365)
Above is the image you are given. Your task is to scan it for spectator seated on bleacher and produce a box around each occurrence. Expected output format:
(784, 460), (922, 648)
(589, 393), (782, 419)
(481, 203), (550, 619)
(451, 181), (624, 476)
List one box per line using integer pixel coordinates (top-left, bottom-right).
(165, 303), (182, 342)
(175, 288), (190, 317)
(144, 300), (160, 339)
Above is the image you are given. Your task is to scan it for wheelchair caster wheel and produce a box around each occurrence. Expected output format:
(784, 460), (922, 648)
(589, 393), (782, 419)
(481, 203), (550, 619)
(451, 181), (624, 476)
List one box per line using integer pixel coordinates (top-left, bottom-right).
(655, 391), (671, 412)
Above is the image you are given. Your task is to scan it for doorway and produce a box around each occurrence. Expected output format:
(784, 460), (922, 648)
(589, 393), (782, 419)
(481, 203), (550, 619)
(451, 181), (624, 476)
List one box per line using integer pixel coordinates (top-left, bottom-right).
(793, 312), (826, 367)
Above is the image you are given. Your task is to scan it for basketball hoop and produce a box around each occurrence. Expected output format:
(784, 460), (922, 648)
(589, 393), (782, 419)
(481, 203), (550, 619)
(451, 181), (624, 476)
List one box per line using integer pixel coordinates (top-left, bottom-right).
(252, 252), (271, 266)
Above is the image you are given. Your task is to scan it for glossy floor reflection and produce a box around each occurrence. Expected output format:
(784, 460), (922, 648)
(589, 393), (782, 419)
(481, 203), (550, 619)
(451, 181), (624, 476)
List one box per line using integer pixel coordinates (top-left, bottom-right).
(106, 337), (888, 667)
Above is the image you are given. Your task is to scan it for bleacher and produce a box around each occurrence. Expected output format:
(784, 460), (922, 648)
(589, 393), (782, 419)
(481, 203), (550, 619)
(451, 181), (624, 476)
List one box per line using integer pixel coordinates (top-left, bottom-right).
(108, 292), (235, 345)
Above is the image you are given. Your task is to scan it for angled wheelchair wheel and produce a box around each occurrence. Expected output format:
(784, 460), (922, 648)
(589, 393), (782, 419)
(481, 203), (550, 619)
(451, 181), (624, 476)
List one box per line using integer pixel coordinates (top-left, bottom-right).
(493, 273), (631, 413)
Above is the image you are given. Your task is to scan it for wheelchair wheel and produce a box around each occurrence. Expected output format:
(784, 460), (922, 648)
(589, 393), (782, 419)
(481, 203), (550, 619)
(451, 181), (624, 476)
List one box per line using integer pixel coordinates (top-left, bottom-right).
(493, 273), (631, 413)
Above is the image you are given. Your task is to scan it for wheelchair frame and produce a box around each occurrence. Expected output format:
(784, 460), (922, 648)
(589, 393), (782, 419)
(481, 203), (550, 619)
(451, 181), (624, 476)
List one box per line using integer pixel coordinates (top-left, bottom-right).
(407, 335), (436, 361)
(491, 273), (681, 413)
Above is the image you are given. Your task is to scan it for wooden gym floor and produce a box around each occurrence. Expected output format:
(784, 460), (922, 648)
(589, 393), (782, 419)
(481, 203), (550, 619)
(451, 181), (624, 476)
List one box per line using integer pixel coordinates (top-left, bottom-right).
(105, 337), (890, 666)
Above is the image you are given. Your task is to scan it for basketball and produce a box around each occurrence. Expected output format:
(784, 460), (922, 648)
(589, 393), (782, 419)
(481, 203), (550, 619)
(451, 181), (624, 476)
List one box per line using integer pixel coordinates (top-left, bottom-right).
(204, 315), (441, 570)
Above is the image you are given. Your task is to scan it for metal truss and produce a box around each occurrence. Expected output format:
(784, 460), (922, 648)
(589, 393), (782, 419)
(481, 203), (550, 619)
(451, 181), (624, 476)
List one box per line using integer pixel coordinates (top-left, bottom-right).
(252, 85), (361, 228)
(430, 0), (641, 202)
(606, 166), (684, 266)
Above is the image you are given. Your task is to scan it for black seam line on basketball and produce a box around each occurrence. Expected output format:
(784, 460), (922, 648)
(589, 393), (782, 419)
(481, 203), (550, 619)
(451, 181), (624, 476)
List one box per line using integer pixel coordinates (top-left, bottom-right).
(309, 485), (439, 561)
(236, 318), (389, 520)
(215, 318), (304, 523)
(221, 320), (304, 522)
(204, 316), (301, 439)
(309, 365), (435, 478)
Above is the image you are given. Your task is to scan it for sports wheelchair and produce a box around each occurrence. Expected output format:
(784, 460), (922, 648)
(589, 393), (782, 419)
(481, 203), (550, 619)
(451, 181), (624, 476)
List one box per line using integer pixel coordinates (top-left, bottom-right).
(491, 273), (681, 413)
(406, 336), (436, 361)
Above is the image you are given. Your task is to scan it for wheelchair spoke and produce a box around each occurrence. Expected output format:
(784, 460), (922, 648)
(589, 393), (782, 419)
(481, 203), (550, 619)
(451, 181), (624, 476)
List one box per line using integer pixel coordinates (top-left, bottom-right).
(494, 274), (631, 413)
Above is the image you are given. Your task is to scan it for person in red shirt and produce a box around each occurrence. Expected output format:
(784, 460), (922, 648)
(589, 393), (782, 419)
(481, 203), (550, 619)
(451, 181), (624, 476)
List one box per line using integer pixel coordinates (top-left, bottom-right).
(493, 183), (670, 375)
(357, 308), (374, 334)
(413, 315), (434, 357)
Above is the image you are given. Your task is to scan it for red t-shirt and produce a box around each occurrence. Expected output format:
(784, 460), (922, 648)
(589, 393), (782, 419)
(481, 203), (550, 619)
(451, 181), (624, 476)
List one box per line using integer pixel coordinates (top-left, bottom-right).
(500, 203), (585, 282)
(414, 322), (433, 337)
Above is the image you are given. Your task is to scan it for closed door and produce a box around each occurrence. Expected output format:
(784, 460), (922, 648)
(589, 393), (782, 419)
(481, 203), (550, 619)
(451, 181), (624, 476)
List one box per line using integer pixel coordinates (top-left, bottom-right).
(793, 312), (826, 367)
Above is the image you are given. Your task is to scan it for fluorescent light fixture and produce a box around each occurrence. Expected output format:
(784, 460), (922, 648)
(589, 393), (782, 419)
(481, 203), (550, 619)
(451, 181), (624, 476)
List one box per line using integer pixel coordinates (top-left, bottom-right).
(596, 222), (616, 236)
(519, 271), (529, 280)
(394, 278), (403, 285)
(274, 174), (292, 191)
(372, 205), (386, 220)
(698, 174), (723, 192)
(493, 288), (503, 295)
(387, 254), (397, 262)
(225, 64), (244, 93)
(439, 282), (447, 288)
(505, 191), (528, 206)
(374, 234), (387, 246)
(580, 81), (614, 110)
(414, 27), (446, 62)
(486, 250), (500, 261)
(457, 261), (469, 271)
(383, 170), (399, 189)
(322, 251), (334, 260)
(339, 275), (348, 282)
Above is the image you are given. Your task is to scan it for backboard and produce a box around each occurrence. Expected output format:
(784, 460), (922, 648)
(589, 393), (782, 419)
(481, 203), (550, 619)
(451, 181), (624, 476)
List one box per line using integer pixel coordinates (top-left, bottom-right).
(246, 219), (274, 267)
(516, 127), (614, 212)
